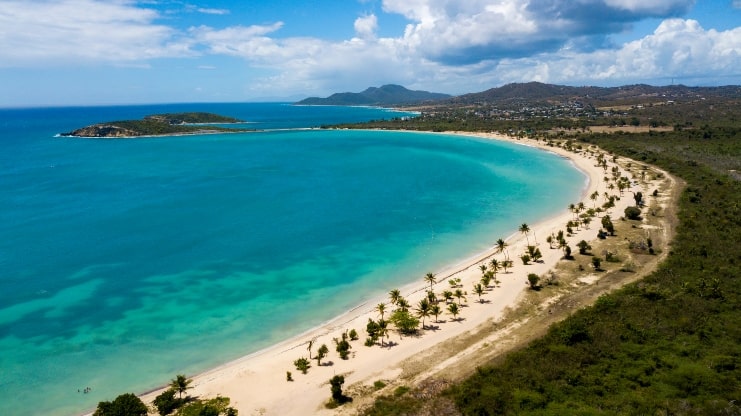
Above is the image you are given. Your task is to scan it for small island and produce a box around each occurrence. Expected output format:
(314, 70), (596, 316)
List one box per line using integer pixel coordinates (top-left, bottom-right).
(62, 112), (250, 138)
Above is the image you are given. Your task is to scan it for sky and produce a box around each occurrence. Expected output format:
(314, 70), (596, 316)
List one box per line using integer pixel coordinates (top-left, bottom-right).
(0, 0), (739, 107)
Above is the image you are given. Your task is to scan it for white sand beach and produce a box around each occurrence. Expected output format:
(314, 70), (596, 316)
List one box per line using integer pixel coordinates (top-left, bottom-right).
(140, 131), (667, 415)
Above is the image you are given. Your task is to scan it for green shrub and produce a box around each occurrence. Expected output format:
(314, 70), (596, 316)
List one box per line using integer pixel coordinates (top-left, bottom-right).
(94, 393), (148, 416)
(625, 206), (642, 220)
(152, 389), (183, 416)
(294, 357), (310, 374)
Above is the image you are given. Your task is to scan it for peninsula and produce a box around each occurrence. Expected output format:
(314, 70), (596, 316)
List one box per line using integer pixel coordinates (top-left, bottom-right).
(62, 112), (249, 137)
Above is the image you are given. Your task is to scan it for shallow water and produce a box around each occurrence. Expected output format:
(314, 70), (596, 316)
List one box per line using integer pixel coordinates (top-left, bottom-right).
(0, 104), (583, 414)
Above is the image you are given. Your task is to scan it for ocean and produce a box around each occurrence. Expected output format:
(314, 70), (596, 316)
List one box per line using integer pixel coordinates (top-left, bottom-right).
(0, 103), (584, 415)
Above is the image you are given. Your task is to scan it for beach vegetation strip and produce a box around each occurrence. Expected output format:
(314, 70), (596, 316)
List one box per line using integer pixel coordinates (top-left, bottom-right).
(358, 124), (741, 414)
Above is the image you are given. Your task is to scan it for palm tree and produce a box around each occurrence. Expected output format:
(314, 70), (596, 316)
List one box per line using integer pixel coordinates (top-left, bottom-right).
(441, 290), (454, 304)
(169, 374), (192, 399)
(416, 298), (431, 328)
(502, 259), (513, 273)
(378, 319), (389, 346)
(590, 190), (599, 208)
(424, 272), (437, 291)
(478, 264), (487, 274)
(583, 216), (592, 229)
(495, 238), (509, 260)
(616, 179), (625, 194)
(568, 203), (577, 219)
(306, 339), (314, 359)
(480, 273), (492, 288)
(389, 289), (401, 306)
(527, 245), (542, 262)
(473, 283), (485, 303)
(448, 303), (460, 321)
(489, 258), (499, 276)
(316, 344), (329, 366)
(376, 303), (386, 320)
(519, 223), (531, 245)
(430, 304), (442, 323)
(396, 297), (410, 312)
(558, 237), (568, 253)
(454, 289), (466, 305)
(426, 290), (437, 304)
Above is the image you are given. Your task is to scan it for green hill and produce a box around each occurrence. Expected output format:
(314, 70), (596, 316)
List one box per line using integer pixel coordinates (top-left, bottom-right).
(295, 84), (450, 106)
(63, 112), (247, 137)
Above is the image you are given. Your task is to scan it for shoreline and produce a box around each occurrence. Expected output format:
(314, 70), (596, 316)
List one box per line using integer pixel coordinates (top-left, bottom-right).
(137, 130), (654, 415)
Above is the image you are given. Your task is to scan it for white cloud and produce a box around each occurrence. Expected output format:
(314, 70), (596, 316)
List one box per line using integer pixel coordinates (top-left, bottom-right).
(380, 0), (695, 63)
(189, 23), (326, 64)
(196, 7), (229, 15)
(237, 17), (740, 98)
(493, 19), (741, 87)
(354, 14), (378, 40)
(0, 0), (191, 66)
(383, 0), (539, 60)
(0, 0), (736, 103)
(182, 4), (230, 15)
(603, 0), (695, 14)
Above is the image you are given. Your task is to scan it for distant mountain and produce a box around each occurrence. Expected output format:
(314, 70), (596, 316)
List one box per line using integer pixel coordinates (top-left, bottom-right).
(295, 84), (451, 106)
(446, 82), (741, 107)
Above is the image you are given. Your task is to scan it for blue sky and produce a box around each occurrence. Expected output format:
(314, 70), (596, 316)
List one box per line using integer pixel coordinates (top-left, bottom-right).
(0, 0), (739, 107)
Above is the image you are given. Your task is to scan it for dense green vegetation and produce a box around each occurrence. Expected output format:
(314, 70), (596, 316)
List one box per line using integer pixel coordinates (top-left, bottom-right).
(64, 112), (248, 137)
(331, 84), (740, 135)
(357, 103), (741, 414)
(93, 393), (148, 416)
(447, 129), (741, 415)
(144, 112), (243, 124)
(96, 374), (238, 416)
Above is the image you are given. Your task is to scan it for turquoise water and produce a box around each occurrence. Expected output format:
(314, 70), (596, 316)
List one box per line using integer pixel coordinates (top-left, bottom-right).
(0, 104), (584, 415)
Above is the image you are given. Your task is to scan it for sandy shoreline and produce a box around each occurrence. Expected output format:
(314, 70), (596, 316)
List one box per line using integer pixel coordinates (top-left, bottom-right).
(138, 131), (652, 415)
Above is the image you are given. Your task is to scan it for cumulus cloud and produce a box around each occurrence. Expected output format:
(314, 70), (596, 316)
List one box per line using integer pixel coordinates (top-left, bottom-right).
(238, 17), (739, 98)
(0, 0), (191, 66)
(354, 14), (378, 39)
(601, 0), (695, 14)
(489, 19), (741, 87)
(189, 23), (328, 66)
(381, 0), (695, 64)
(1, 0), (737, 102)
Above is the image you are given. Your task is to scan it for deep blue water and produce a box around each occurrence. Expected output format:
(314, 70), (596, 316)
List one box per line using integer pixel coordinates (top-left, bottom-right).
(0, 103), (584, 415)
